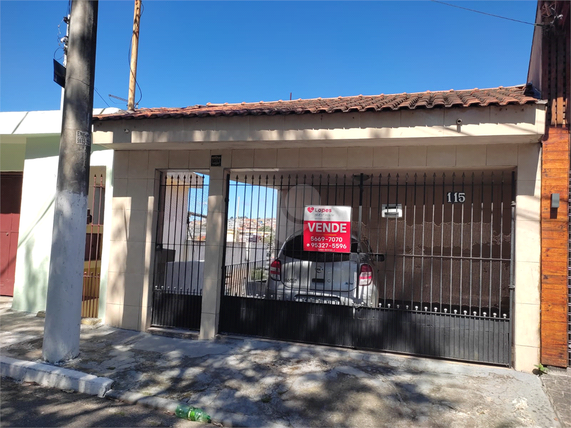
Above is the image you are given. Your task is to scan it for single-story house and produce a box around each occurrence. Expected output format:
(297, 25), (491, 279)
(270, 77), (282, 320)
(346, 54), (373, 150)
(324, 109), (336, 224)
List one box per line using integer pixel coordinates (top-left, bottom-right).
(91, 84), (547, 372)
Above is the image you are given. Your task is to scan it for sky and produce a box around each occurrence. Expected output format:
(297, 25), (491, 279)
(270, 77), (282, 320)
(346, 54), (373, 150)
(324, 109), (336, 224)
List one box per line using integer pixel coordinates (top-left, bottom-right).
(0, 1), (538, 113)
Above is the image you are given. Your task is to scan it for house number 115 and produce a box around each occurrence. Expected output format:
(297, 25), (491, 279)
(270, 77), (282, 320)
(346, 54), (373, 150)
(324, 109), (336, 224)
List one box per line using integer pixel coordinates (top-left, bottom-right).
(446, 192), (466, 203)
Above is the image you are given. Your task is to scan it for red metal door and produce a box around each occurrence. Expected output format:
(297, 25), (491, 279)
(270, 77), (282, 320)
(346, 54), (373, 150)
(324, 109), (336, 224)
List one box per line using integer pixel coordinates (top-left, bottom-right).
(0, 173), (23, 296)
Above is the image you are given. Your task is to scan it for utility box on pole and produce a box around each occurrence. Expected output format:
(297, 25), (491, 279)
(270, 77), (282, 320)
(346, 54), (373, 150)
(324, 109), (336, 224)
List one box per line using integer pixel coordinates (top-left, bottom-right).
(43, 0), (99, 363)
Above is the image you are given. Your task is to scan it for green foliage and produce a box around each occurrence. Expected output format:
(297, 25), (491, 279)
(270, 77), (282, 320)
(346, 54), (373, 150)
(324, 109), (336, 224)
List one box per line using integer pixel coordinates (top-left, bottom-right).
(534, 363), (549, 375)
(250, 267), (267, 281)
(259, 228), (275, 246)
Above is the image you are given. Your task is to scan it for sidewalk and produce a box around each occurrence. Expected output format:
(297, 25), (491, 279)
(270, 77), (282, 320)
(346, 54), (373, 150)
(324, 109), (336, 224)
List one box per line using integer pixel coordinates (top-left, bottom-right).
(541, 366), (571, 428)
(1, 296), (568, 427)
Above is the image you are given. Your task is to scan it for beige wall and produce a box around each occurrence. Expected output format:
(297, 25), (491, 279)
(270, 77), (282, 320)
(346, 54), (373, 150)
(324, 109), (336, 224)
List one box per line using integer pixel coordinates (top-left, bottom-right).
(93, 104), (546, 150)
(104, 143), (541, 372)
(106, 150), (162, 330)
(513, 144), (542, 371)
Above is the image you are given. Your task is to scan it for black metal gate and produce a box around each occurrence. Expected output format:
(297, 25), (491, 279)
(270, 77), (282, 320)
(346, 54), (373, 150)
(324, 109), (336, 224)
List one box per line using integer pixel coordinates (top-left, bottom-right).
(220, 171), (514, 365)
(151, 171), (208, 330)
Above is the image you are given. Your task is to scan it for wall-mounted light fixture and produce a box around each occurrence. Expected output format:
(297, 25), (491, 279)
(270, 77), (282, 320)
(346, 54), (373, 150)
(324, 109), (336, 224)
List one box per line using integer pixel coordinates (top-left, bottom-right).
(382, 204), (403, 218)
(551, 193), (560, 209)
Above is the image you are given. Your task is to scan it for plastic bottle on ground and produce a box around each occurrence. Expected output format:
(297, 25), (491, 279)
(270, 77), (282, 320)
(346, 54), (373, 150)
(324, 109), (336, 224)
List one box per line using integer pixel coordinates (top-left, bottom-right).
(175, 404), (212, 423)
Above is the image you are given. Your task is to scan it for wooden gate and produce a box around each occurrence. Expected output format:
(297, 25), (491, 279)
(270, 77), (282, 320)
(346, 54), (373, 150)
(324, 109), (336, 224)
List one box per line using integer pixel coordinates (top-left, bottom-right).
(82, 174), (105, 318)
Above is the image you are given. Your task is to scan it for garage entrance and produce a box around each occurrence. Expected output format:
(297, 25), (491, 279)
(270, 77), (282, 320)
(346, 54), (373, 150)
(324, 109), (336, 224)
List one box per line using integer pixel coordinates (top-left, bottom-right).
(219, 171), (515, 366)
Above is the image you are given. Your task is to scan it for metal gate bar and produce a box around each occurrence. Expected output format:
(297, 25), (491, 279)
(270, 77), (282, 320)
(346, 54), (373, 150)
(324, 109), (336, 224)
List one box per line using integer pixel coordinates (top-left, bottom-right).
(82, 174), (104, 318)
(375, 172), (512, 318)
(151, 171), (208, 330)
(218, 171), (513, 365)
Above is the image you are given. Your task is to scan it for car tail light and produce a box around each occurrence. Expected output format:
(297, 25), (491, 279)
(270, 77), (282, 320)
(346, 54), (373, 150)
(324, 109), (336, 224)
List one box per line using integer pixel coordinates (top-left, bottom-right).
(270, 260), (281, 281)
(359, 264), (373, 286)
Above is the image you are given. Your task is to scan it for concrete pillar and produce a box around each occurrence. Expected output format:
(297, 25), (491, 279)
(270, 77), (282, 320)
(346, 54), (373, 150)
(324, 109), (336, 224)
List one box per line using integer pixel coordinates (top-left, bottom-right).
(199, 153), (229, 339)
(513, 144), (542, 372)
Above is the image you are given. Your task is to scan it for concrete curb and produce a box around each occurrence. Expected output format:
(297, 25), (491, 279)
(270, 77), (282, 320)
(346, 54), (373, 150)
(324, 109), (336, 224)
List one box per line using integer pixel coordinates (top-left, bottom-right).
(0, 356), (113, 398)
(0, 353), (250, 427)
(105, 389), (259, 427)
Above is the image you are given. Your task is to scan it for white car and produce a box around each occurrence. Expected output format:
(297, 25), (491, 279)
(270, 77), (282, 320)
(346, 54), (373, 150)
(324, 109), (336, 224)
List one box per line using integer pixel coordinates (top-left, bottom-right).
(266, 231), (384, 307)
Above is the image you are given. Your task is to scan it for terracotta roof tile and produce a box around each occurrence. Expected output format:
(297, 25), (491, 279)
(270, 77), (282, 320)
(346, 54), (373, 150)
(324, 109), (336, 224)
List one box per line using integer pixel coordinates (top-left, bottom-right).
(93, 85), (540, 122)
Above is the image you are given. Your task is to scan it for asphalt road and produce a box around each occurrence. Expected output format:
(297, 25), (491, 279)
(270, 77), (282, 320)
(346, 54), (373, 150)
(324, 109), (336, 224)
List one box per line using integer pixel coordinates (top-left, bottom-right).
(0, 377), (201, 428)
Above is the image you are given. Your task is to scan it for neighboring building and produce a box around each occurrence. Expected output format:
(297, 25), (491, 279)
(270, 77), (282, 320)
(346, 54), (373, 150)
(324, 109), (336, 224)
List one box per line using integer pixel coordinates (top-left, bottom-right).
(92, 85), (547, 372)
(527, 0), (570, 368)
(0, 109), (116, 318)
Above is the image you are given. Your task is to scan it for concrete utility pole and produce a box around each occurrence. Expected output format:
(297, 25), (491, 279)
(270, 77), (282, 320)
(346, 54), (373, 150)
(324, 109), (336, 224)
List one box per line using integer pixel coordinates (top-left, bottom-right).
(127, 0), (141, 111)
(43, 0), (99, 363)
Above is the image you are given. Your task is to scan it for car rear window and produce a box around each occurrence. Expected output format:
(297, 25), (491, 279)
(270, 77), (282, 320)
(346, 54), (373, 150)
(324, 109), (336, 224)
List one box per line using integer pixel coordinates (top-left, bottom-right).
(281, 234), (359, 262)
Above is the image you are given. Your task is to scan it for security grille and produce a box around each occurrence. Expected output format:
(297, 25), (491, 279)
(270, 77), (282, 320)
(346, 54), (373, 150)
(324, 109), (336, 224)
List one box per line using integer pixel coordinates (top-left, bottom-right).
(220, 171), (514, 365)
(151, 171), (208, 330)
(82, 174), (104, 318)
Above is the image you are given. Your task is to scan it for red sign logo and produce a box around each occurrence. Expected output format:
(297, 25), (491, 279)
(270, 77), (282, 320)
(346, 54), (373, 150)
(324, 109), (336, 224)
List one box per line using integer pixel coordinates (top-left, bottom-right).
(307, 207), (314, 213)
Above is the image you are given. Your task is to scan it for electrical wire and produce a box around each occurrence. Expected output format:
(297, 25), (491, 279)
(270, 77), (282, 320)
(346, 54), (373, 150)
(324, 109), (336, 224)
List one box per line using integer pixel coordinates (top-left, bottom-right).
(53, 47), (64, 62)
(57, 19), (63, 47)
(108, 95), (126, 106)
(55, 15), (67, 59)
(53, 6), (68, 70)
(429, 0), (542, 27)
(54, 1), (111, 109)
(55, 0), (71, 62)
(94, 87), (111, 108)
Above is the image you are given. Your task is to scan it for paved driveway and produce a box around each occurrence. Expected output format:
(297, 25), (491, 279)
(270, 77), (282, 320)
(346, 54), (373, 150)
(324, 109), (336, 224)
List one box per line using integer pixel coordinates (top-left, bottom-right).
(0, 297), (562, 427)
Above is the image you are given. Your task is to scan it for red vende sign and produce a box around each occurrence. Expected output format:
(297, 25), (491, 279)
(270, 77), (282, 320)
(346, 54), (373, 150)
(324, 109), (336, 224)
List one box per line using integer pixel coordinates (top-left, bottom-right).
(303, 205), (351, 253)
